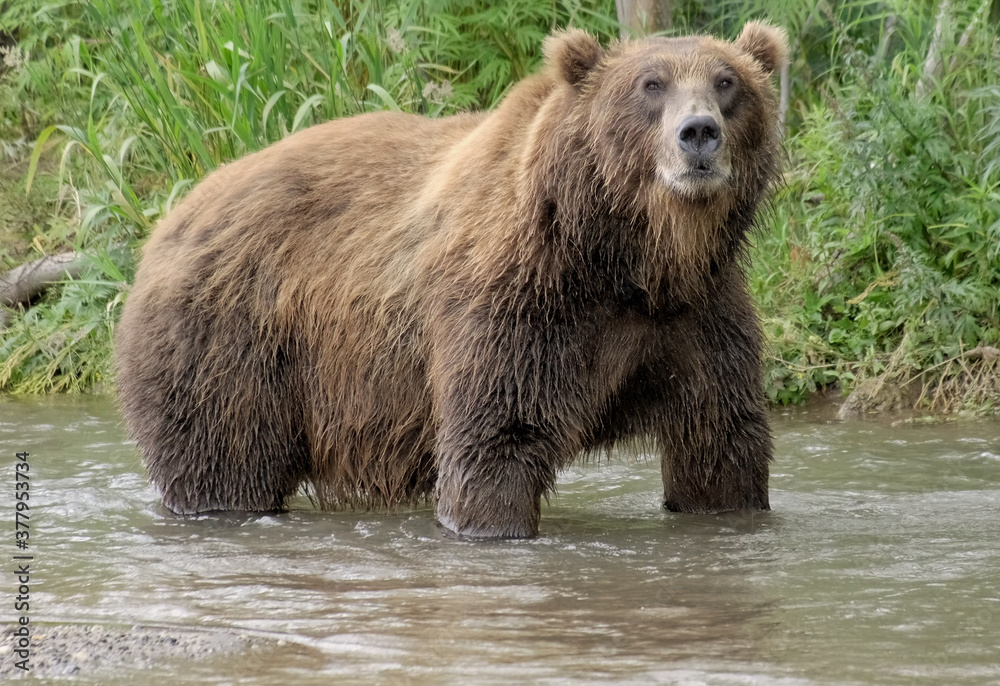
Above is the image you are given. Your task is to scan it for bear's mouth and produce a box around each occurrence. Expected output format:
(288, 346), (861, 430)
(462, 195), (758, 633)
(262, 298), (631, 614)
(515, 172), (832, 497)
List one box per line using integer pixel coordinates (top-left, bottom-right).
(656, 154), (731, 197)
(687, 155), (718, 178)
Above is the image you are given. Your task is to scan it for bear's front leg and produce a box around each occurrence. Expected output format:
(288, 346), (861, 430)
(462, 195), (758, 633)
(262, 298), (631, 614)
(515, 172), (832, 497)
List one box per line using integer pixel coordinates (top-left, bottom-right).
(660, 401), (771, 514)
(434, 433), (556, 538)
(429, 309), (585, 538)
(658, 285), (772, 514)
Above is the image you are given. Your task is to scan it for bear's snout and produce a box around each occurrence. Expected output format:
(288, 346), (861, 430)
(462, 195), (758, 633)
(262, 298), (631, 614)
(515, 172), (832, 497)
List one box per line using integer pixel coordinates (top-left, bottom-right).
(676, 115), (721, 155)
(657, 108), (731, 195)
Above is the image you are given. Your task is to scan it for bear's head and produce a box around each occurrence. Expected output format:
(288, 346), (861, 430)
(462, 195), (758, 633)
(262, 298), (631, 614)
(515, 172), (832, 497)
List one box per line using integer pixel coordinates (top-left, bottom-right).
(544, 22), (786, 203)
(536, 22), (788, 296)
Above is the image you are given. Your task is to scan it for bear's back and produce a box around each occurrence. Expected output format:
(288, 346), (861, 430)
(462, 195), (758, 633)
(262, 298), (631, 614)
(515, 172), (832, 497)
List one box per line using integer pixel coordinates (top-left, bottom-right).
(134, 111), (483, 303)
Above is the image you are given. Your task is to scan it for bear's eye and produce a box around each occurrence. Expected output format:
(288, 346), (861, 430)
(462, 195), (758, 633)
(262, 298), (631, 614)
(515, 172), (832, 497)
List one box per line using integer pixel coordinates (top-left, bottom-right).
(643, 78), (663, 93)
(715, 77), (733, 90)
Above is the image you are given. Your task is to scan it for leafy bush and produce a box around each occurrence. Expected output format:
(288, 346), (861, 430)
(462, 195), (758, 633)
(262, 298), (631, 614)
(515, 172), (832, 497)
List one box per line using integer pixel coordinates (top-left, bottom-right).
(750, 0), (1000, 409)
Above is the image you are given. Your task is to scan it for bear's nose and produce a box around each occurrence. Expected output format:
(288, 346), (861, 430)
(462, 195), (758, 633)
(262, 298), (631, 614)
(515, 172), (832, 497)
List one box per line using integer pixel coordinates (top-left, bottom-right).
(676, 115), (721, 154)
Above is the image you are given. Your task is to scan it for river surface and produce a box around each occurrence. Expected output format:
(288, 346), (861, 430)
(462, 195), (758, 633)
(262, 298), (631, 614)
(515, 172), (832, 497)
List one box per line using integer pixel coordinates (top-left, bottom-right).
(1, 395), (998, 684)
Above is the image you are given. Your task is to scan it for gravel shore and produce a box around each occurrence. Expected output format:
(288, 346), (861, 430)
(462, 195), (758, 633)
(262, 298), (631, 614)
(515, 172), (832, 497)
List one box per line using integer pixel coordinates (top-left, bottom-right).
(0, 623), (272, 679)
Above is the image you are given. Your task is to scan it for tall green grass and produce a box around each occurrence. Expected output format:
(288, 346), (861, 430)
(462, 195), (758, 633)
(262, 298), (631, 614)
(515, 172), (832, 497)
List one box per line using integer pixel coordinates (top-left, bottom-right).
(86, 0), (617, 182)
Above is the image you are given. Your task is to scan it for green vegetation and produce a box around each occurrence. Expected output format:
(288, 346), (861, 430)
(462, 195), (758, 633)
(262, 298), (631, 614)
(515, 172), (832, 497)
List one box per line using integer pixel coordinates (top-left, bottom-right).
(1, 0), (998, 413)
(744, 0), (1000, 413)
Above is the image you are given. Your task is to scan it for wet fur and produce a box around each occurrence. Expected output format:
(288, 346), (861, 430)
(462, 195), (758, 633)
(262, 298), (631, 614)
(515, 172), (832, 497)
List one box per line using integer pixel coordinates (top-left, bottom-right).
(116, 22), (788, 537)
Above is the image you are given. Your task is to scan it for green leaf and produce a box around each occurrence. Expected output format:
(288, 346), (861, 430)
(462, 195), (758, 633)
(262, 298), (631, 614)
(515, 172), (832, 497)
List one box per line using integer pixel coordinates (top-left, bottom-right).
(366, 83), (402, 112)
(25, 125), (59, 196)
(292, 94), (324, 132)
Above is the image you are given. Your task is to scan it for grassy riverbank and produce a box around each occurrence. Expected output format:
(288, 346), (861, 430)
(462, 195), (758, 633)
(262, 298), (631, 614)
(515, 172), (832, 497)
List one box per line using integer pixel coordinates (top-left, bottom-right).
(2, 0), (998, 413)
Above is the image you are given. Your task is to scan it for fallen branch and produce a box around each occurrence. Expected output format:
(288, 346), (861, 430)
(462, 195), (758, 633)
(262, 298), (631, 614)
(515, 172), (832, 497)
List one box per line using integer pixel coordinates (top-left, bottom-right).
(0, 252), (87, 328)
(963, 345), (1000, 362)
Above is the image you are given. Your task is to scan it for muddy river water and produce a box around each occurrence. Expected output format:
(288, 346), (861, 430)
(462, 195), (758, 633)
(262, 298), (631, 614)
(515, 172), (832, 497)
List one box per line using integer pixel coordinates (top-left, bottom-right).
(1, 395), (998, 684)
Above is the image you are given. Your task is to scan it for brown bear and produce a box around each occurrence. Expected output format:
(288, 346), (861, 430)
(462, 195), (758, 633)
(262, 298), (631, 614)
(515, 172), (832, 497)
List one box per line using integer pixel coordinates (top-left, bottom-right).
(116, 22), (788, 539)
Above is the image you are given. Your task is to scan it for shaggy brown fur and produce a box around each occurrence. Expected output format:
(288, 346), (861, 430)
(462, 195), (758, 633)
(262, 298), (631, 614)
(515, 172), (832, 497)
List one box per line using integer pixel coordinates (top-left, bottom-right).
(116, 22), (788, 538)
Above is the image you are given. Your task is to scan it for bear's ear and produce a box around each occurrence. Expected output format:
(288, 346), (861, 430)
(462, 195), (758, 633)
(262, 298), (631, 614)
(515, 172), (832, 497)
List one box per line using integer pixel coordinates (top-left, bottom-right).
(733, 21), (788, 75)
(544, 29), (602, 88)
